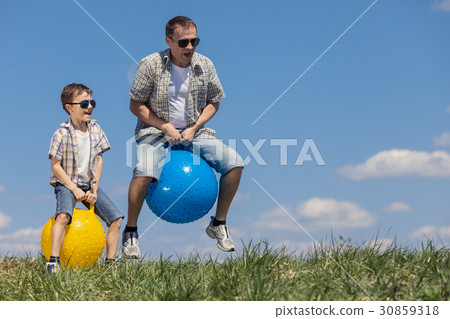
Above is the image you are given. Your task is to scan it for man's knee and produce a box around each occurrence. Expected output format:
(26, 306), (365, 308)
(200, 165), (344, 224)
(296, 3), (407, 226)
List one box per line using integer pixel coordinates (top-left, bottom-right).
(129, 177), (154, 202)
(131, 176), (154, 189)
(224, 166), (243, 178)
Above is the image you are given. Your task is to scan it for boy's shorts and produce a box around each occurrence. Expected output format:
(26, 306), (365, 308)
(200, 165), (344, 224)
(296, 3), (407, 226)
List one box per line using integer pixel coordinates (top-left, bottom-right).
(133, 135), (244, 180)
(54, 183), (124, 227)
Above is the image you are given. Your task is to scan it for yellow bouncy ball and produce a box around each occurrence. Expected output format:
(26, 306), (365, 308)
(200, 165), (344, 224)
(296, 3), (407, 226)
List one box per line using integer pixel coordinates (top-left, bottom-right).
(41, 204), (105, 269)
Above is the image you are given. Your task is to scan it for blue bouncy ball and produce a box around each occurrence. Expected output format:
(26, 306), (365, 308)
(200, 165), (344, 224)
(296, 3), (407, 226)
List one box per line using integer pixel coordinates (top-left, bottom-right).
(146, 148), (218, 224)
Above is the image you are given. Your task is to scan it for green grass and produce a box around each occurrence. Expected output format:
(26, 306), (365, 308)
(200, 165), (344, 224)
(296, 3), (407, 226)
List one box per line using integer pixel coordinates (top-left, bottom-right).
(0, 239), (448, 301)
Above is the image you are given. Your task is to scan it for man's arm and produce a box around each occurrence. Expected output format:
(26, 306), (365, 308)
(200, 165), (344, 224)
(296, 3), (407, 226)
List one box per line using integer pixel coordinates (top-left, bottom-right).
(181, 102), (219, 144)
(130, 98), (182, 145)
(50, 157), (85, 201)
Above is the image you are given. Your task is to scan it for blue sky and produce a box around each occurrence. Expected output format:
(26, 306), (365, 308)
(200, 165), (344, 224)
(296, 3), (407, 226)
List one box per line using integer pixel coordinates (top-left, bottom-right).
(1, 0), (449, 259)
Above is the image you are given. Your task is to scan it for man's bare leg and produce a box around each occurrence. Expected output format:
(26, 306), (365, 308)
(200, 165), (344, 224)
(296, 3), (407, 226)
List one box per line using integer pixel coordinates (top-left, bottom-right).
(127, 176), (153, 227)
(122, 176), (153, 258)
(206, 167), (243, 252)
(215, 167), (243, 221)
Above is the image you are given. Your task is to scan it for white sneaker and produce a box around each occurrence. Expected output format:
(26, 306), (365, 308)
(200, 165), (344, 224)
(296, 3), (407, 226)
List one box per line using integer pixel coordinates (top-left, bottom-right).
(206, 217), (236, 252)
(46, 262), (60, 274)
(122, 230), (142, 259)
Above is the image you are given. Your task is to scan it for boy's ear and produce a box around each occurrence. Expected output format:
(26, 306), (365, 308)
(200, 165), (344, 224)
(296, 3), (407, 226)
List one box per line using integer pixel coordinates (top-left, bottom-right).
(64, 104), (72, 114)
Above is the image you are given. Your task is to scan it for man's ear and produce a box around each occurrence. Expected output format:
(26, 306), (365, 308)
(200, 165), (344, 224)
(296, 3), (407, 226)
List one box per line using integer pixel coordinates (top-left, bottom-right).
(165, 36), (172, 48)
(64, 104), (72, 114)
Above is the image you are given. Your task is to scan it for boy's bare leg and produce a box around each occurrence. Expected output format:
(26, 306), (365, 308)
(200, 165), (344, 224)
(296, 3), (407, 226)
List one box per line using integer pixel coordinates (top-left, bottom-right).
(105, 218), (123, 259)
(127, 176), (153, 227)
(215, 167), (243, 221)
(50, 213), (70, 257)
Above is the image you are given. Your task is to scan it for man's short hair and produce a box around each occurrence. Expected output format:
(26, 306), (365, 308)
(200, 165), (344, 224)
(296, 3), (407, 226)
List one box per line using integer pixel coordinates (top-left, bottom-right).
(166, 16), (197, 38)
(60, 83), (92, 114)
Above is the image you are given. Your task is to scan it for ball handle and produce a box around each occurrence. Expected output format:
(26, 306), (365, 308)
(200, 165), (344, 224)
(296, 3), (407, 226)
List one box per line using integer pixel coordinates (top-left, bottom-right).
(170, 144), (189, 151)
(75, 200), (95, 214)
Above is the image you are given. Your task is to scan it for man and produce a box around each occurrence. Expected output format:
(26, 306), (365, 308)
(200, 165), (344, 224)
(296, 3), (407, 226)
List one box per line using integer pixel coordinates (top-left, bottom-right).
(123, 16), (244, 258)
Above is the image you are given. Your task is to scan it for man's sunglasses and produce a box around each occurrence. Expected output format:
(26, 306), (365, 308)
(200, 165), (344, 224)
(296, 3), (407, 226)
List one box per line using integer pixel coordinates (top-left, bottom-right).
(169, 37), (200, 48)
(67, 100), (96, 109)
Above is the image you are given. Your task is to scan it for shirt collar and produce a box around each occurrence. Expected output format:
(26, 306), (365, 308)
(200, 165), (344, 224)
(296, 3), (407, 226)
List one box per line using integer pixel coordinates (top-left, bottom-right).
(60, 118), (96, 130)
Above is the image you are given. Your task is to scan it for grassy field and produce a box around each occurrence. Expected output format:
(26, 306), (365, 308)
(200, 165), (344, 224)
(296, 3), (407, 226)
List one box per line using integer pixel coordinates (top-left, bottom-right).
(0, 239), (448, 301)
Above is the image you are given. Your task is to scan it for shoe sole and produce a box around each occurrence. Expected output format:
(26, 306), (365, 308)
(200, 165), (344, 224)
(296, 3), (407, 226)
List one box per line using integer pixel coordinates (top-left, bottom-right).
(206, 227), (236, 252)
(122, 246), (142, 259)
(123, 254), (141, 259)
(122, 251), (142, 259)
(217, 244), (236, 252)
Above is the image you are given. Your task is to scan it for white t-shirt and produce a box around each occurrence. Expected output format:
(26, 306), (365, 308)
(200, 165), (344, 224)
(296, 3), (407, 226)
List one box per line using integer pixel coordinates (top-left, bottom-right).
(168, 64), (190, 128)
(76, 132), (91, 185)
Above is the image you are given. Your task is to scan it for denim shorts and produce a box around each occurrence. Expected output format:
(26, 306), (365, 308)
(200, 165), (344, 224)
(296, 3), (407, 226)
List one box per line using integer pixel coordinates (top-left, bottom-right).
(133, 135), (244, 180)
(54, 183), (124, 227)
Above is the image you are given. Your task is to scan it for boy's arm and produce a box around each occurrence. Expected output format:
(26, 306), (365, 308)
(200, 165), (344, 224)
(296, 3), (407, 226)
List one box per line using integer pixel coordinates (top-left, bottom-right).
(50, 156), (85, 201)
(85, 155), (103, 204)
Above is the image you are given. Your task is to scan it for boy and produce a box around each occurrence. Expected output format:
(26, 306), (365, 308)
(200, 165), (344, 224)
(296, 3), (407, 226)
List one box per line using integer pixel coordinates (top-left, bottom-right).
(46, 83), (123, 273)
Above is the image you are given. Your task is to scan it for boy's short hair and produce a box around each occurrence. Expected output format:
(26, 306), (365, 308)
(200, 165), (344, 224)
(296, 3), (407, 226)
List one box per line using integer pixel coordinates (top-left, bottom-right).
(60, 83), (93, 114)
(166, 16), (196, 38)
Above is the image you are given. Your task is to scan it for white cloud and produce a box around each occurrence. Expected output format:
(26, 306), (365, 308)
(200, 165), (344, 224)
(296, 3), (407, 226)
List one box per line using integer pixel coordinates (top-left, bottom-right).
(433, 132), (450, 147)
(297, 198), (378, 230)
(0, 227), (42, 256)
(366, 238), (394, 250)
(338, 149), (450, 180)
(0, 211), (12, 229)
(433, 0), (450, 12)
(409, 225), (450, 240)
(127, 64), (137, 85)
(252, 206), (298, 231)
(272, 240), (315, 255)
(109, 185), (129, 196)
(154, 235), (189, 245)
(233, 192), (251, 204)
(252, 198), (377, 232)
(384, 202), (411, 213)
(30, 193), (53, 203)
(0, 184), (5, 193)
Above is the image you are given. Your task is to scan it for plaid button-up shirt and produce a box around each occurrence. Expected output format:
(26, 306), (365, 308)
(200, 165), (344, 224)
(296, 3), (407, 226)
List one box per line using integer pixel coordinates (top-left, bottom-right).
(48, 119), (111, 187)
(129, 48), (226, 140)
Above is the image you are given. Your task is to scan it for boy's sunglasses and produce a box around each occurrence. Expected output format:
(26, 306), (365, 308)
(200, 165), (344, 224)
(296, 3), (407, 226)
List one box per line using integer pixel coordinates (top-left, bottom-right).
(67, 100), (96, 109)
(169, 37), (200, 48)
